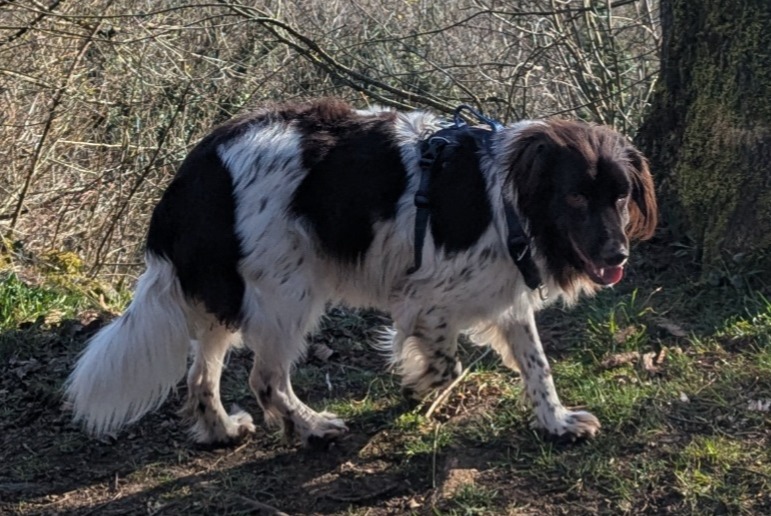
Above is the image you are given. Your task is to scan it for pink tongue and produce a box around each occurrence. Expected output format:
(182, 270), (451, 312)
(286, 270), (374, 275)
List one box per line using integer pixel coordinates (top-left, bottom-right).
(601, 266), (624, 285)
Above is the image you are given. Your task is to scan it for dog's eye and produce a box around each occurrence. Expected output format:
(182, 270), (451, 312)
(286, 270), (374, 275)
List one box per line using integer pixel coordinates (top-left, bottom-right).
(616, 195), (630, 207)
(566, 193), (588, 209)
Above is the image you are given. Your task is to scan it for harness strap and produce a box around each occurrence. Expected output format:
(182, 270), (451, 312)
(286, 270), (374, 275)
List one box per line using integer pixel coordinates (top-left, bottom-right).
(407, 135), (450, 274)
(408, 106), (544, 294)
(503, 201), (543, 291)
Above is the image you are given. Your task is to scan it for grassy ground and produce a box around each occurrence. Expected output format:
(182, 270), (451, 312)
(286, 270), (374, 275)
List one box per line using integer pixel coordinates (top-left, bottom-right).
(1, 242), (770, 515)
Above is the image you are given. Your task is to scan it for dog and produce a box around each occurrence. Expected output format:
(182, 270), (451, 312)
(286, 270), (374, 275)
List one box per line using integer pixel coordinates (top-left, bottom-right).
(65, 99), (657, 446)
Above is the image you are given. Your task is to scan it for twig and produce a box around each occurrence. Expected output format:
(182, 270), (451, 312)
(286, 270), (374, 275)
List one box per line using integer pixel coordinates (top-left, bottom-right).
(6, 9), (113, 236)
(323, 483), (397, 502)
(425, 348), (491, 419)
(214, 0), (458, 114)
(431, 422), (441, 489)
(1, 0), (65, 46)
(235, 495), (289, 515)
(208, 441), (250, 470)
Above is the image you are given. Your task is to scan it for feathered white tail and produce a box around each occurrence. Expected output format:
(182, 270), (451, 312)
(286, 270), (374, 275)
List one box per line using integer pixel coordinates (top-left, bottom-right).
(65, 254), (191, 436)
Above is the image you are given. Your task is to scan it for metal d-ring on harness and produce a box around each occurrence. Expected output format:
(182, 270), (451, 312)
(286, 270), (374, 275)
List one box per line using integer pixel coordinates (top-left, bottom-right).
(408, 105), (545, 297)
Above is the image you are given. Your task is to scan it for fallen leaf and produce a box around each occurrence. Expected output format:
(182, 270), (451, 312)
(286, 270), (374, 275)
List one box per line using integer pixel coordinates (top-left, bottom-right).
(11, 358), (41, 380)
(600, 351), (640, 369)
(640, 348), (667, 375)
(613, 326), (638, 344)
(408, 498), (423, 509)
(656, 318), (688, 338)
(309, 342), (337, 362)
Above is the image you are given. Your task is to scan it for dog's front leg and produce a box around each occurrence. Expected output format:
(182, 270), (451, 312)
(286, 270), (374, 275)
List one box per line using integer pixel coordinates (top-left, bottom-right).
(488, 310), (601, 439)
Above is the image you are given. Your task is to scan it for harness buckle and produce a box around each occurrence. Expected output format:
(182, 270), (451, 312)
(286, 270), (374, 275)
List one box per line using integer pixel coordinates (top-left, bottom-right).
(453, 105), (504, 132)
(515, 243), (529, 262)
(414, 192), (430, 209)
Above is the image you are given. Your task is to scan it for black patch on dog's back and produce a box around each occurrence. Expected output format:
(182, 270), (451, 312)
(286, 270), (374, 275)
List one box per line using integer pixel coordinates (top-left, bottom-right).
(428, 131), (493, 253)
(290, 104), (407, 262)
(147, 120), (251, 327)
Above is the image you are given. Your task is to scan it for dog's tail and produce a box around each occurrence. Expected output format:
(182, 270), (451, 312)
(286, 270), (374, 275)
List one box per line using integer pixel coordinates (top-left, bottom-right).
(65, 254), (191, 436)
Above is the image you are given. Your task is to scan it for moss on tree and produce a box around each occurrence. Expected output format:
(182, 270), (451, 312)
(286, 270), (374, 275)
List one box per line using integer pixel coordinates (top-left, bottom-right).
(637, 0), (771, 272)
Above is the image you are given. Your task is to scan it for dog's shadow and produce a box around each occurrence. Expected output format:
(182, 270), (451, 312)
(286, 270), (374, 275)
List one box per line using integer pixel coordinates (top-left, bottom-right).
(84, 423), (428, 515)
(4, 397), (429, 515)
(0, 318), (439, 514)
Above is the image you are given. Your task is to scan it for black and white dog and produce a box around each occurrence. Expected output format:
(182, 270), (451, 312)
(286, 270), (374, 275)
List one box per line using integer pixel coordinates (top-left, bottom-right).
(66, 99), (657, 446)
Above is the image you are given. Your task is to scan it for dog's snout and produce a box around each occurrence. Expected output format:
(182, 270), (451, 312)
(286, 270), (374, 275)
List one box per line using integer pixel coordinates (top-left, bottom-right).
(602, 243), (629, 266)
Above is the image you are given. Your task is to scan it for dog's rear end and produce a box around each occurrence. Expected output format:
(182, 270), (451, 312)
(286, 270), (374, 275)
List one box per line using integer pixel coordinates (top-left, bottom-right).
(66, 101), (376, 445)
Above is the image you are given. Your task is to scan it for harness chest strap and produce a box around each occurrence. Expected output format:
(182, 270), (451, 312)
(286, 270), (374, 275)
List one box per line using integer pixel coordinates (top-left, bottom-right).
(408, 106), (544, 294)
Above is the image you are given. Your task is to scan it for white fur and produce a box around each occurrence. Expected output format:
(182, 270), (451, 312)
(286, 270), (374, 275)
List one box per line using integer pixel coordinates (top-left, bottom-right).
(65, 255), (191, 436)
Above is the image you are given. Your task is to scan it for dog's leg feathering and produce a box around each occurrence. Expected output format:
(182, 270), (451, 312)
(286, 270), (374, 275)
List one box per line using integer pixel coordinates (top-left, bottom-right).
(483, 310), (601, 439)
(249, 362), (347, 448)
(65, 254), (191, 437)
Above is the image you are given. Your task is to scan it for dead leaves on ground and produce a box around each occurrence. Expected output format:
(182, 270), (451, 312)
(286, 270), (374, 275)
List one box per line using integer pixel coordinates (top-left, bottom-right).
(600, 317), (687, 376)
(600, 348), (668, 376)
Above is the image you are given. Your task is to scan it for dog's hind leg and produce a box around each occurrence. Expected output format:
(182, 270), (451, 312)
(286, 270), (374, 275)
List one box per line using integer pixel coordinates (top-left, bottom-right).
(396, 310), (463, 400)
(242, 285), (347, 447)
(249, 360), (347, 447)
(181, 322), (256, 445)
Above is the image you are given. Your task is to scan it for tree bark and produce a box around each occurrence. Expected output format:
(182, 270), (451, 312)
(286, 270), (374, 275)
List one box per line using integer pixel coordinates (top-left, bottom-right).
(637, 0), (771, 271)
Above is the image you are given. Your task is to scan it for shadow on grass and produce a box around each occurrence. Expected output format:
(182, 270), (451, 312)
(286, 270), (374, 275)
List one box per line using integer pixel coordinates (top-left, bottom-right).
(0, 316), (436, 514)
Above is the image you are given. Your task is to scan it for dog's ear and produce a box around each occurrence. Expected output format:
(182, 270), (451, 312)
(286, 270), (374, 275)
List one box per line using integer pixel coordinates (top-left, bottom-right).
(505, 126), (557, 203)
(624, 145), (658, 241)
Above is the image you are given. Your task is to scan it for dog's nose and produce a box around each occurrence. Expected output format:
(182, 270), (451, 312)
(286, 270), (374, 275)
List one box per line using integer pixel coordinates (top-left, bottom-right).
(602, 244), (629, 266)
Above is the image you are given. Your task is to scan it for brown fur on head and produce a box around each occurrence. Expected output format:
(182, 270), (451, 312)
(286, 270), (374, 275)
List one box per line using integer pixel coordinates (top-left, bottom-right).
(622, 145), (658, 241)
(505, 120), (657, 296)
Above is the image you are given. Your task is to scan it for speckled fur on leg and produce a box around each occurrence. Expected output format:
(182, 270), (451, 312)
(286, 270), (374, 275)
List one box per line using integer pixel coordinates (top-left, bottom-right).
(484, 310), (601, 439)
(239, 272), (348, 447)
(248, 359), (347, 446)
(181, 323), (255, 444)
(397, 312), (462, 399)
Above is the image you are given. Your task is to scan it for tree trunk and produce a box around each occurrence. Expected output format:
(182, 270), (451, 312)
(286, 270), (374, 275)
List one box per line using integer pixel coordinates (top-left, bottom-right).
(637, 0), (771, 272)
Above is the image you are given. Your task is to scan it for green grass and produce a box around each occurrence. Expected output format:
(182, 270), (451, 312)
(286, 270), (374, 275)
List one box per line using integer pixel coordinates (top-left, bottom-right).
(0, 266), (130, 329)
(0, 272), (82, 329)
(446, 483), (501, 515)
(417, 274), (771, 514)
(0, 261), (132, 365)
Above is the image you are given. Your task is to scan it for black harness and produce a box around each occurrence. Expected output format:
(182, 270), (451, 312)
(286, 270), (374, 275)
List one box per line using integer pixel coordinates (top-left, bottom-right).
(408, 106), (544, 294)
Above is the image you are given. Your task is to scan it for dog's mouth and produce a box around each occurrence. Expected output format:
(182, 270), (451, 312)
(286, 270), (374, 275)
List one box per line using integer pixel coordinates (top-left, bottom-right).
(585, 263), (624, 286)
(570, 239), (626, 286)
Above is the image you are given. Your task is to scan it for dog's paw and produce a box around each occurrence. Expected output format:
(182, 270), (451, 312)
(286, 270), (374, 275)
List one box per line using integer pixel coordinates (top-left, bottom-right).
(228, 407), (257, 438)
(539, 410), (601, 441)
(193, 406), (256, 446)
(217, 407), (257, 444)
(300, 411), (348, 449)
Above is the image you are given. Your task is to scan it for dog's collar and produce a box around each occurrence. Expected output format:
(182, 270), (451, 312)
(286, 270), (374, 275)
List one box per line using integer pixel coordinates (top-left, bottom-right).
(408, 106), (544, 293)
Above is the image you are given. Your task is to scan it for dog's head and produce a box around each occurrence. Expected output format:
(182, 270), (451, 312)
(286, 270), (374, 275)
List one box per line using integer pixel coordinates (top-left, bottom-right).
(504, 120), (657, 296)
